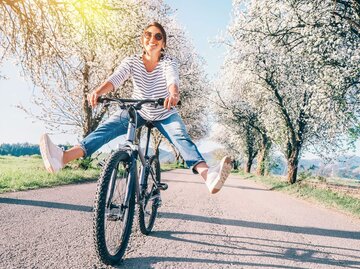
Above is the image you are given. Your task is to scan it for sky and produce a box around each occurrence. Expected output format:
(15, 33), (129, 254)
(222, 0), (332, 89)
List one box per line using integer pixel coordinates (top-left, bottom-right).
(0, 0), (232, 152)
(165, 0), (232, 77)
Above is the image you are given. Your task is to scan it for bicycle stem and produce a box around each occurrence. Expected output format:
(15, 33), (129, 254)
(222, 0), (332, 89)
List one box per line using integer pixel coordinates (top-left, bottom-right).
(126, 106), (137, 143)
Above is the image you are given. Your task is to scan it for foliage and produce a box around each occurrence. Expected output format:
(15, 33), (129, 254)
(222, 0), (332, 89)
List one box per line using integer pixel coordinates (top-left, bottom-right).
(1, 0), (145, 137)
(219, 0), (359, 183)
(0, 143), (40, 156)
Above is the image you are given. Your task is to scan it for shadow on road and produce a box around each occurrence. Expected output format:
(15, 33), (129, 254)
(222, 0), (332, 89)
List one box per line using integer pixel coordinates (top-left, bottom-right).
(1, 197), (358, 241)
(120, 255), (309, 269)
(159, 212), (360, 240)
(0, 197), (93, 212)
(120, 229), (359, 269)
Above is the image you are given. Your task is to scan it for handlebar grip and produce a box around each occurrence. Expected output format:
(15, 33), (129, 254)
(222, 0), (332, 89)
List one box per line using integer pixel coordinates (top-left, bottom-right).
(157, 98), (182, 106)
(97, 96), (106, 103)
(158, 98), (165, 106)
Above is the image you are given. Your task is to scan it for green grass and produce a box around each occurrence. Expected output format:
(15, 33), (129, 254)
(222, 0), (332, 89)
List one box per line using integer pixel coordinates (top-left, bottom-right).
(233, 171), (360, 219)
(0, 156), (181, 194)
(0, 155), (100, 193)
(161, 162), (186, 172)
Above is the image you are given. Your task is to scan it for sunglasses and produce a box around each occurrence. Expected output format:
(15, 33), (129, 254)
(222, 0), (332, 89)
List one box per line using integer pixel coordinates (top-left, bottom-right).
(144, 31), (163, 41)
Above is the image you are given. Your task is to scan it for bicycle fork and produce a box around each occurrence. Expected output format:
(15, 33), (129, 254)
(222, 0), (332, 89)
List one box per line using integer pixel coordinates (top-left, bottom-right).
(106, 150), (136, 221)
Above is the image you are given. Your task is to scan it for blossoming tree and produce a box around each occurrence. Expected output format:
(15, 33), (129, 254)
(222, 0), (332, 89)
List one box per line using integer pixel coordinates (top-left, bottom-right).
(219, 0), (359, 183)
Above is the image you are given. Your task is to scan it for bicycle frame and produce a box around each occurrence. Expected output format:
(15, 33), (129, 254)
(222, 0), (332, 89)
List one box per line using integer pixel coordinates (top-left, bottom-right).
(113, 104), (157, 211)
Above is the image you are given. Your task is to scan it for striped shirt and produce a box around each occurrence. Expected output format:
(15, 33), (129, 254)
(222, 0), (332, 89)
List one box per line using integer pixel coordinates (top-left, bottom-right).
(107, 54), (180, 121)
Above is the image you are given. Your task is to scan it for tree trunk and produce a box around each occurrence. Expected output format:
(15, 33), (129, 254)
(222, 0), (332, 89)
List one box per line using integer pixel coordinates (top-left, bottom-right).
(82, 61), (92, 138)
(136, 127), (142, 144)
(180, 155), (185, 167)
(154, 145), (160, 158)
(169, 143), (182, 164)
(287, 149), (300, 184)
(232, 159), (239, 170)
(151, 130), (163, 158)
(256, 149), (266, 176)
(256, 136), (271, 176)
(153, 139), (161, 158)
(175, 152), (181, 163)
(287, 160), (298, 184)
(244, 157), (253, 173)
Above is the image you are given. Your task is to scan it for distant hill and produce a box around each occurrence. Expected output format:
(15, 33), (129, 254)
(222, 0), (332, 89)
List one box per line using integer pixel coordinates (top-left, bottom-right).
(298, 156), (360, 180)
(269, 154), (360, 180)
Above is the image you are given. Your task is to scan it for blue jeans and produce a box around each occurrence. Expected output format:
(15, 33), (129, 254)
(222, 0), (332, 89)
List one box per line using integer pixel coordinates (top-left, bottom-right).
(80, 110), (205, 172)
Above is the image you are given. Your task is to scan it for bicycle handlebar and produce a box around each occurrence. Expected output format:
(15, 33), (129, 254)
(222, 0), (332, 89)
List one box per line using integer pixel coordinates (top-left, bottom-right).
(97, 96), (181, 109)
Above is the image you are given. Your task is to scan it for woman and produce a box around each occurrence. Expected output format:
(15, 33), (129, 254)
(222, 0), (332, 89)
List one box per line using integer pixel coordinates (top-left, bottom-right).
(40, 22), (231, 194)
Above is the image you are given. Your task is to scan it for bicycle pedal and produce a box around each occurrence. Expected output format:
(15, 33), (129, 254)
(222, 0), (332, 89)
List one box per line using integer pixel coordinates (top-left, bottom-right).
(157, 183), (168, 191)
(155, 198), (162, 207)
(149, 194), (160, 201)
(106, 213), (120, 221)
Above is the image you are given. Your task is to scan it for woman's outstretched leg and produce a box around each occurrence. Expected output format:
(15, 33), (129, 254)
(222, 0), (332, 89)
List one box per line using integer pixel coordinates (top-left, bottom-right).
(155, 113), (232, 194)
(40, 110), (143, 173)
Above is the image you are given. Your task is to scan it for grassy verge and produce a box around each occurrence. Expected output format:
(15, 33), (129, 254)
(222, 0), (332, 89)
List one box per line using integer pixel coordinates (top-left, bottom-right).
(0, 156), (100, 193)
(161, 162), (186, 172)
(233, 170), (360, 219)
(0, 156), (182, 194)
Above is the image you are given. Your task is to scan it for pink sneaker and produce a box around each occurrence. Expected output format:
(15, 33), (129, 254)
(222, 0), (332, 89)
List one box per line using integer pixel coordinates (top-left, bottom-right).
(206, 156), (232, 194)
(40, 134), (64, 173)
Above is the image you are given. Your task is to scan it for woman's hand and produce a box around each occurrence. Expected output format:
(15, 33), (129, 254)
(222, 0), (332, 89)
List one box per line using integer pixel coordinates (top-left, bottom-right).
(164, 84), (180, 110)
(87, 91), (100, 108)
(87, 82), (115, 108)
(164, 93), (180, 110)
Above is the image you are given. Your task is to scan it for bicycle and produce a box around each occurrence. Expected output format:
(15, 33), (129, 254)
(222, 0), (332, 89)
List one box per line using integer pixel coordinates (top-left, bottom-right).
(93, 96), (177, 265)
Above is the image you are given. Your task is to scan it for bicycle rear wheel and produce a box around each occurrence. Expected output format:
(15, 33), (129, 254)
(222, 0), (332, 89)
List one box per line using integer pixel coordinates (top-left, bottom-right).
(138, 155), (161, 235)
(93, 150), (135, 265)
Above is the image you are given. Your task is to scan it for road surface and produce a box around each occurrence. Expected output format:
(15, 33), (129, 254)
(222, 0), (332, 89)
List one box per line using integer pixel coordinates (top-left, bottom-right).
(1, 169), (359, 268)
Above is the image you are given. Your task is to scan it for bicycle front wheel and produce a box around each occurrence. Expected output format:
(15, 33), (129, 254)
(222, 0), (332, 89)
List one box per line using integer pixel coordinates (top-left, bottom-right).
(93, 150), (135, 265)
(138, 155), (161, 235)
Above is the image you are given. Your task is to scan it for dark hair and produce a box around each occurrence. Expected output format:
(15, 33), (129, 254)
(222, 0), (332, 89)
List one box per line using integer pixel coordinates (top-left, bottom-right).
(143, 22), (167, 50)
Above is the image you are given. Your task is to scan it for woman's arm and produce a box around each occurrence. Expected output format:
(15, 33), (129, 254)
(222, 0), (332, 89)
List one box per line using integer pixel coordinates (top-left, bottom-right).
(88, 56), (132, 108)
(164, 57), (180, 110)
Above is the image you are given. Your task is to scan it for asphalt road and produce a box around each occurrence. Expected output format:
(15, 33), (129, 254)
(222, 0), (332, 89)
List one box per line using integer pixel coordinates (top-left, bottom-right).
(1, 169), (359, 269)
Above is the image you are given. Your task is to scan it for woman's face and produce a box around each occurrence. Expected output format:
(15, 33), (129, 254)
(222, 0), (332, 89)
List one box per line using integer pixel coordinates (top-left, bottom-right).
(142, 26), (165, 56)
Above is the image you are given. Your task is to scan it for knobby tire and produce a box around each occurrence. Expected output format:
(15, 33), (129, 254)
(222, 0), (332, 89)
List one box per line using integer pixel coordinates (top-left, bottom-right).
(93, 150), (135, 265)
